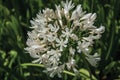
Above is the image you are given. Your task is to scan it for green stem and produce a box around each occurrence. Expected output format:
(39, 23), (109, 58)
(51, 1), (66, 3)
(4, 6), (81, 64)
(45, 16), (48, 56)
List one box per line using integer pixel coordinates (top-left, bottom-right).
(20, 63), (44, 68)
(105, 26), (115, 60)
(63, 70), (75, 76)
(20, 63), (76, 76)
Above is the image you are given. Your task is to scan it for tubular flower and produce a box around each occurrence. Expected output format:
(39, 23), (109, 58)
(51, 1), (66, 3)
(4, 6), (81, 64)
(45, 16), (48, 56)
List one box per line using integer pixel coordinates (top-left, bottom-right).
(25, 0), (105, 77)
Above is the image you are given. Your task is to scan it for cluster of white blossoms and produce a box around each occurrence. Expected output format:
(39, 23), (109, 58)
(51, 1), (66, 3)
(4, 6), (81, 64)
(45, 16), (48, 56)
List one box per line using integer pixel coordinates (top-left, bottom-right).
(25, 0), (105, 77)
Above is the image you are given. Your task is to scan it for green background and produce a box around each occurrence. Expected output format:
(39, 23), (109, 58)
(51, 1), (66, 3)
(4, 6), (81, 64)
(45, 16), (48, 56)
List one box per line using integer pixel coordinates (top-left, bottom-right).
(0, 0), (120, 80)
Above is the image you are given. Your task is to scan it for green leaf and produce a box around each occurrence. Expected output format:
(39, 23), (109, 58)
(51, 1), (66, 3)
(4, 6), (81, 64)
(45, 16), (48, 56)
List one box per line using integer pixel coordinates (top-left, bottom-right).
(8, 50), (17, 68)
(79, 68), (97, 80)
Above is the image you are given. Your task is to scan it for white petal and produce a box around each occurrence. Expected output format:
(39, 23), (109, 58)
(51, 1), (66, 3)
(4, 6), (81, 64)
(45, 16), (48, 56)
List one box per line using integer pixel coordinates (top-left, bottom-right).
(80, 13), (92, 20)
(90, 13), (97, 21)
(32, 58), (41, 63)
(29, 53), (40, 58)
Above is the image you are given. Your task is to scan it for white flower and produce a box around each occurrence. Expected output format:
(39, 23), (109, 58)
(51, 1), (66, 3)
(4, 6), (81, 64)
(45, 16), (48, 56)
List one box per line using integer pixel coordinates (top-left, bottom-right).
(30, 12), (47, 30)
(25, 45), (46, 61)
(46, 32), (56, 42)
(66, 58), (76, 70)
(48, 23), (59, 33)
(47, 49), (61, 66)
(69, 47), (75, 56)
(91, 26), (105, 34)
(55, 5), (62, 19)
(56, 38), (68, 51)
(38, 32), (48, 41)
(44, 64), (65, 78)
(25, 0), (105, 77)
(61, 27), (73, 38)
(70, 34), (78, 41)
(77, 41), (90, 53)
(82, 35), (94, 44)
(80, 13), (93, 20)
(61, 0), (74, 18)
(43, 8), (56, 21)
(55, 5), (63, 26)
(85, 53), (100, 67)
(79, 13), (97, 30)
(71, 4), (83, 20)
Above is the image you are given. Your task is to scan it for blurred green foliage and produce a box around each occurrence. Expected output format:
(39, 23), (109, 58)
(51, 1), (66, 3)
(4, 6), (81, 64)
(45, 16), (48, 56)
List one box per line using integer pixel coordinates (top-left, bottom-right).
(0, 0), (120, 80)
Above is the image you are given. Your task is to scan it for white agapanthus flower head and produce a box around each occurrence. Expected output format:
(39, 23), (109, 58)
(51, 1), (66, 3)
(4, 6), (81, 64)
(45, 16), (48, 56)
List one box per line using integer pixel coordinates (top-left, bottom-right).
(25, 0), (105, 77)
